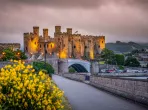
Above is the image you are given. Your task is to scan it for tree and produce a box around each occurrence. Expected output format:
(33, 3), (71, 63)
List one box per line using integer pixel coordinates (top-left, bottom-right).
(33, 61), (54, 77)
(101, 48), (115, 64)
(124, 57), (140, 67)
(15, 50), (27, 60)
(1, 48), (27, 61)
(1, 48), (16, 61)
(115, 54), (125, 65)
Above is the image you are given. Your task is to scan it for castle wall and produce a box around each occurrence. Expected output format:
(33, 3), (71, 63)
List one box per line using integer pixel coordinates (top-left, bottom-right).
(98, 36), (105, 53)
(0, 43), (20, 54)
(88, 37), (94, 59)
(72, 34), (81, 58)
(60, 34), (69, 59)
(24, 26), (106, 59)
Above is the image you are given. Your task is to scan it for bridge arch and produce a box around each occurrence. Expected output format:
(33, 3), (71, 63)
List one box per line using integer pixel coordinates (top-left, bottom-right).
(69, 64), (88, 72)
(68, 59), (90, 73)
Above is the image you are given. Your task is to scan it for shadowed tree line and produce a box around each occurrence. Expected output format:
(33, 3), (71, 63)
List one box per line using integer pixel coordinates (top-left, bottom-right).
(100, 48), (140, 67)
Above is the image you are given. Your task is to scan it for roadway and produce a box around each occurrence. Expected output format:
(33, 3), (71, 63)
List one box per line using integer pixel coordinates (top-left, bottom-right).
(53, 75), (147, 110)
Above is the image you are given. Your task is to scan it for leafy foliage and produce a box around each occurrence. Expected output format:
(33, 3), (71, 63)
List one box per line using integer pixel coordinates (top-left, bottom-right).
(0, 60), (64, 110)
(33, 61), (54, 77)
(69, 67), (76, 73)
(101, 48), (115, 64)
(115, 54), (125, 65)
(15, 50), (28, 60)
(124, 57), (140, 67)
(1, 48), (16, 61)
(1, 48), (27, 61)
(118, 65), (124, 70)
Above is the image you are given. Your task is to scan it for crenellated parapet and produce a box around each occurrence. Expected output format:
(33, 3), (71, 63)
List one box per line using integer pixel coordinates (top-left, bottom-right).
(98, 35), (105, 39)
(72, 34), (81, 36)
(24, 33), (30, 37)
(23, 25), (106, 59)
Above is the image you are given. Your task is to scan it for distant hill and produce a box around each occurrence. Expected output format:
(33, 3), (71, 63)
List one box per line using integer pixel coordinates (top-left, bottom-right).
(106, 41), (148, 53)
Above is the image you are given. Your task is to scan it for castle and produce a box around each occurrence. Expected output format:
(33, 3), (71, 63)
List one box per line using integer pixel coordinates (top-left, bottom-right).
(24, 26), (105, 59)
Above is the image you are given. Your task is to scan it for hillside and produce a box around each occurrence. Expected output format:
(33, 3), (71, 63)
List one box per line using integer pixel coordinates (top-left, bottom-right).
(106, 41), (148, 53)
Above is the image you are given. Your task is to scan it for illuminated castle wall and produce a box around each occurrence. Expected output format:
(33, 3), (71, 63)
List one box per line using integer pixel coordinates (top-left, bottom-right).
(24, 26), (105, 59)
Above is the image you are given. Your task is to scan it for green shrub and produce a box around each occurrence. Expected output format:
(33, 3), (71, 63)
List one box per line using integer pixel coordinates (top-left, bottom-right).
(1, 48), (15, 61)
(69, 67), (76, 73)
(115, 54), (125, 65)
(15, 50), (27, 60)
(33, 61), (54, 77)
(124, 56), (140, 67)
(1, 48), (27, 61)
(118, 65), (124, 70)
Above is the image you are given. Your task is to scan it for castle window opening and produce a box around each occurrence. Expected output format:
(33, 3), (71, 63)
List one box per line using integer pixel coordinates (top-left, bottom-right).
(24, 26), (106, 59)
(26, 47), (28, 52)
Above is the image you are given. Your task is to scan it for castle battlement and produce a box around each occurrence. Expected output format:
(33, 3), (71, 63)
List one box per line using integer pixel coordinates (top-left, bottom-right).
(72, 34), (81, 36)
(23, 26), (106, 59)
(98, 36), (105, 39)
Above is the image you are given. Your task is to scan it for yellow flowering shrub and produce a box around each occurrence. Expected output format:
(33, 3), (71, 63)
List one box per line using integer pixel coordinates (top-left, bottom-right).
(0, 60), (64, 110)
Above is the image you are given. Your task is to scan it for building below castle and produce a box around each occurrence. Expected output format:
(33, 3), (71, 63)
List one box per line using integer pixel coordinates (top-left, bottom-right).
(24, 26), (105, 59)
(0, 43), (20, 54)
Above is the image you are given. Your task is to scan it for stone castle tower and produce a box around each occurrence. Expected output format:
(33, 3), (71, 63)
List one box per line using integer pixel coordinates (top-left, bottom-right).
(24, 26), (105, 59)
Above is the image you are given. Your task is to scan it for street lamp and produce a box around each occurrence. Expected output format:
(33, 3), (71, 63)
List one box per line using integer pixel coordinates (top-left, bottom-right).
(44, 36), (49, 64)
(2, 52), (5, 55)
(57, 53), (59, 58)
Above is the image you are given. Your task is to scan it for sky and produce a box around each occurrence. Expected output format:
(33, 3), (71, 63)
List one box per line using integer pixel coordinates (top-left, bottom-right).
(0, 0), (148, 48)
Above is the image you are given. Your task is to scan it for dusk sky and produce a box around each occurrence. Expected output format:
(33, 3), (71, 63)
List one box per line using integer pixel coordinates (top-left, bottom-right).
(0, 0), (148, 47)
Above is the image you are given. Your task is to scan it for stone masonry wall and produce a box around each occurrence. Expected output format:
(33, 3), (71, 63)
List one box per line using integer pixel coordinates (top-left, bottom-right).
(63, 73), (148, 105)
(63, 73), (85, 82)
(90, 76), (148, 105)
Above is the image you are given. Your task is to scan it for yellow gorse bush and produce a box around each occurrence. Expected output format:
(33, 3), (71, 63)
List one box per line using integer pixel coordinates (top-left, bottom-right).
(0, 60), (64, 110)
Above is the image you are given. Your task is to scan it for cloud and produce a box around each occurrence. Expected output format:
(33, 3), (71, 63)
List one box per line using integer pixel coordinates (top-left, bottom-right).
(0, 0), (148, 46)
(1, 0), (148, 9)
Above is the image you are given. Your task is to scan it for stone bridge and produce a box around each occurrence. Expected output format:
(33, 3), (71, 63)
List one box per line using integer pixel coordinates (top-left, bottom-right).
(46, 58), (91, 74)
(45, 58), (94, 74)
